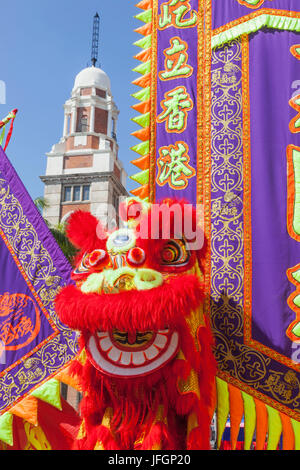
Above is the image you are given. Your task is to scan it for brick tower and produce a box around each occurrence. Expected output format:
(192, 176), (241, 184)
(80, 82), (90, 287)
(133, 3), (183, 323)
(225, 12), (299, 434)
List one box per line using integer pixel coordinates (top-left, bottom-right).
(40, 64), (127, 228)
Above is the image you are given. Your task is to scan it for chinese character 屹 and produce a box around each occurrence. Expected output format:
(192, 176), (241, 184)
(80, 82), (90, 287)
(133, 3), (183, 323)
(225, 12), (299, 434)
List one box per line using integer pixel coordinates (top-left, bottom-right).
(157, 86), (193, 133)
(158, 0), (198, 30)
(157, 141), (196, 189)
(159, 37), (193, 81)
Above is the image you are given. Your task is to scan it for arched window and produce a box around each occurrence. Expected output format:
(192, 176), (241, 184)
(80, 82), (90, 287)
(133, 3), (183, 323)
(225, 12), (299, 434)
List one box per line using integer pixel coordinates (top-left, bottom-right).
(80, 115), (88, 132)
(112, 118), (117, 140)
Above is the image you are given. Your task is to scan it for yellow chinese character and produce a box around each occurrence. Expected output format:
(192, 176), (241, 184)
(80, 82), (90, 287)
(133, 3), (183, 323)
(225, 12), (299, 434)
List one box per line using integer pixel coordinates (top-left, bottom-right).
(158, 0), (198, 30)
(159, 37), (193, 81)
(157, 141), (195, 189)
(157, 86), (193, 133)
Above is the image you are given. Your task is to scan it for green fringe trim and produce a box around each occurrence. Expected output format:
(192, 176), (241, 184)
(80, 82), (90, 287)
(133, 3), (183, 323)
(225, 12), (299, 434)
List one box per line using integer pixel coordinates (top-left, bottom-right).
(31, 379), (62, 410)
(130, 168), (150, 185)
(0, 412), (13, 446)
(135, 9), (152, 24)
(212, 14), (300, 49)
(134, 34), (152, 49)
(291, 419), (300, 450)
(216, 377), (230, 449)
(131, 112), (150, 128)
(131, 86), (151, 102)
(266, 405), (282, 451)
(241, 391), (256, 450)
(215, 378), (300, 450)
(132, 60), (151, 75)
(131, 140), (150, 156)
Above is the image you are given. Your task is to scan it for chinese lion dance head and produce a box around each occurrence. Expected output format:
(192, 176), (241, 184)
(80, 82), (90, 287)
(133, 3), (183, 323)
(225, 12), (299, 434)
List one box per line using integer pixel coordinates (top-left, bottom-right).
(55, 198), (216, 450)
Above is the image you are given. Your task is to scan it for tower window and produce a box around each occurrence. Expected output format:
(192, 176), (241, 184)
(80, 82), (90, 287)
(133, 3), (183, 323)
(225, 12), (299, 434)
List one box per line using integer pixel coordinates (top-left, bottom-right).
(63, 186), (72, 202)
(96, 88), (106, 99)
(112, 192), (120, 226)
(73, 186), (81, 201)
(82, 185), (90, 201)
(80, 115), (88, 132)
(62, 185), (91, 203)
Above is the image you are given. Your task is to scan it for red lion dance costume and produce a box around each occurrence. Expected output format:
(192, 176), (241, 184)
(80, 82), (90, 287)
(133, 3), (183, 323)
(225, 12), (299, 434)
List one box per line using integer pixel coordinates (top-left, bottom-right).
(55, 197), (216, 450)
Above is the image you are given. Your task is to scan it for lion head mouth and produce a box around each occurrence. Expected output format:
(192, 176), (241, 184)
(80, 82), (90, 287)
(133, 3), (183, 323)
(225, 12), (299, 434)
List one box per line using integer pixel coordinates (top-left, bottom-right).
(86, 328), (179, 378)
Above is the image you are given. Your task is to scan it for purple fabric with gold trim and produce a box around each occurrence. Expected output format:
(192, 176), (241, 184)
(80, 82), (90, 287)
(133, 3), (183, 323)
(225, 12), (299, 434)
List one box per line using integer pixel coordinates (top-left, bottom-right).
(155, 0), (199, 204)
(151, 0), (300, 421)
(0, 147), (78, 414)
(212, 0), (298, 30)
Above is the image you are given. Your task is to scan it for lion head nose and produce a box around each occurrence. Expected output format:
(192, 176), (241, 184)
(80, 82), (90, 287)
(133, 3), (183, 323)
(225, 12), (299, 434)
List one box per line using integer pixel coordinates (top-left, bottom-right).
(106, 228), (136, 254)
(134, 269), (163, 291)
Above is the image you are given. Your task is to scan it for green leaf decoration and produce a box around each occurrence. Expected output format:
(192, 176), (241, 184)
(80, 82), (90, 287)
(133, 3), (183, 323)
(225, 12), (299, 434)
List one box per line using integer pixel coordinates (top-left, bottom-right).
(134, 9), (152, 24)
(0, 413), (13, 446)
(31, 379), (62, 410)
(130, 169), (150, 185)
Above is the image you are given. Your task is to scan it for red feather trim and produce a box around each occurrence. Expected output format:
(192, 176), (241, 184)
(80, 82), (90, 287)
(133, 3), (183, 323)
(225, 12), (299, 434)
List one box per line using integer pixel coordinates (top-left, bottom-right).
(135, 422), (176, 450)
(66, 210), (107, 253)
(187, 425), (210, 450)
(56, 274), (204, 335)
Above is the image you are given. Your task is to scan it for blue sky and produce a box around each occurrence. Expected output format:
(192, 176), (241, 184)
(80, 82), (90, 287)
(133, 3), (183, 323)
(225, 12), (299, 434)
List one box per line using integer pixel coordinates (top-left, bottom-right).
(0, 0), (141, 200)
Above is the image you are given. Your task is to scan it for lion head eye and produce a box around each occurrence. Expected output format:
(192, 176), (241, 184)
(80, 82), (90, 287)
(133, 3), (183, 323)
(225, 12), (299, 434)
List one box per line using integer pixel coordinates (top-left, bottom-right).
(161, 240), (190, 267)
(71, 250), (108, 280)
(87, 249), (107, 267)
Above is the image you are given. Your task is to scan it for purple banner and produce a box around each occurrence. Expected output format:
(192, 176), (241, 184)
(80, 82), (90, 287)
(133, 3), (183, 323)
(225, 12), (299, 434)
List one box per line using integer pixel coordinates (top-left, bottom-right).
(0, 147), (78, 414)
(146, 0), (300, 420)
(250, 29), (300, 356)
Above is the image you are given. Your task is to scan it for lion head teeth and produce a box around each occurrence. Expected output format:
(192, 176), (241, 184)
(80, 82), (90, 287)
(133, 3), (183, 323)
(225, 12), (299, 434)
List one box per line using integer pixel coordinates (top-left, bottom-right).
(107, 347), (121, 363)
(119, 351), (132, 365)
(144, 345), (159, 360)
(153, 333), (167, 349)
(131, 351), (146, 365)
(87, 331), (179, 378)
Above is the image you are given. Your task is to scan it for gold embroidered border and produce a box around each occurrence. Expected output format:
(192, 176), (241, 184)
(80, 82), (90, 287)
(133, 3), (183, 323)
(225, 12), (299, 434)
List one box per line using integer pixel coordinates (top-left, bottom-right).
(217, 369), (300, 422)
(202, 0), (212, 312)
(0, 179), (77, 414)
(212, 8), (300, 37)
(242, 33), (253, 354)
(150, 0), (157, 203)
(196, 0), (206, 205)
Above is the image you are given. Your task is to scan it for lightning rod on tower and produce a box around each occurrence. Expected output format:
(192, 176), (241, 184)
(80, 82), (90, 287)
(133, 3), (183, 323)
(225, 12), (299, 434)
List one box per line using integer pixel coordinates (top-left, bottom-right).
(91, 12), (100, 67)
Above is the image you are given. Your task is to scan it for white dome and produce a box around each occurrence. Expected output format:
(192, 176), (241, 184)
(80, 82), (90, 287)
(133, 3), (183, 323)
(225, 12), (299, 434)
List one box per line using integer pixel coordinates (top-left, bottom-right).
(73, 66), (111, 93)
